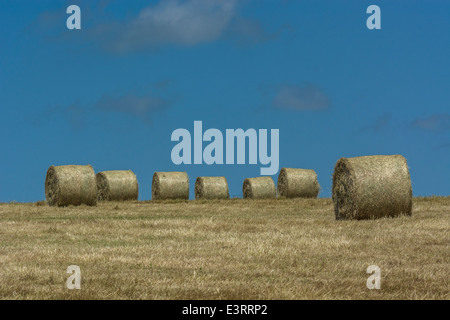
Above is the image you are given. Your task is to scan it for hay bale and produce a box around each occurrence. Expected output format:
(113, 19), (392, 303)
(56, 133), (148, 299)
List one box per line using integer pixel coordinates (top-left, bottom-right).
(96, 170), (138, 201)
(152, 171), (189, 200)
(243, 176), (276, 199)
(332, 155), (412, 220)
(195, 176), (229, 200)
(45, 165), (97, 206)
(277, 168), (320, 198)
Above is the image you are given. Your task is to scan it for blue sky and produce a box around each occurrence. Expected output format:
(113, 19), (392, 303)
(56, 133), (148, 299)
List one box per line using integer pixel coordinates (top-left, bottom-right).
(1, 0), (449, 202)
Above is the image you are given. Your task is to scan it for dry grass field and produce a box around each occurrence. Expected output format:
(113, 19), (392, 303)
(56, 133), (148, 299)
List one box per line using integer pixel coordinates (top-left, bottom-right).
(0, 197), (448, 300)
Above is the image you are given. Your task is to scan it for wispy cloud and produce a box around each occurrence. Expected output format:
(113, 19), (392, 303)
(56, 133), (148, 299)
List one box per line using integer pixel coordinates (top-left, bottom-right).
(26, 103), (88, 131)
(95, 92), (172, 124)
(271, 83), (330, 111)
(63, 104), (89, 130)
(358, 112), (392, 133)
(434, 142), (450, 151)
(410, 114), (450, 132)
(27, 83), (174, 129)
(37, 0), (283, 52)
(108, 0), (236, 51)
(225, 18), (287, 45)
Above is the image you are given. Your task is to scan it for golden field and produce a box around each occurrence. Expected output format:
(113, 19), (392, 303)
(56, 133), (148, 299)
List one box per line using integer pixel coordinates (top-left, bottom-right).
(0, 197), (448, 299)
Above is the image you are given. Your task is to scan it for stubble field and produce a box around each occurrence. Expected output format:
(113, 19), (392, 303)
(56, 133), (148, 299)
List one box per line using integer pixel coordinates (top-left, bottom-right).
(0, 197), (448, 300)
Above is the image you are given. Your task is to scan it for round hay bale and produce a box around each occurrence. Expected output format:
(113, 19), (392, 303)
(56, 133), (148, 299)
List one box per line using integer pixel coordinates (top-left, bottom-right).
(332, 155), (412, 220)
(277, 168), (320, 198)
(152, 172), (189, 200)
(243, 176), (276, 199)
(45, 165), (97, 207)
(96, 170), (138, 201)
(195, 176), (229, 200)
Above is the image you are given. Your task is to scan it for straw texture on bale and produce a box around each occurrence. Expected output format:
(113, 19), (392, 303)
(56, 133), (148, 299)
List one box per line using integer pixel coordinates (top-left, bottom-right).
(195, 176), (229, 200)
(332, 155), (412, 220)
(152, 172), (189, 200)
(45, 165), (97, 207)
(277, 168), (320, 198)
(96, 170), (138, 201)
(243, 176), (276, 199)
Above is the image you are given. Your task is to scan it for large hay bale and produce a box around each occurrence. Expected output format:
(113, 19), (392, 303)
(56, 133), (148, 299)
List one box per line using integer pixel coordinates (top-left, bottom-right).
(243, 176), (276, 199)
(332, 155), (412, 220)
(152, 171), (189, 200)
(277, 168), (320, 198)
(45, 165), (97, 206)
(195, 176), (229, 200)
(96, 170), (138, 201)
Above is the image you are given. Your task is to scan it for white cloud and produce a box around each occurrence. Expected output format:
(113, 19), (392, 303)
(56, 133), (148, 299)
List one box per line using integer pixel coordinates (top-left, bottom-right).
(272, 83), (330, 111)
(37, 0), (282, 52)
(110, 0), (237, 52)
(410, 114), (450, 132)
